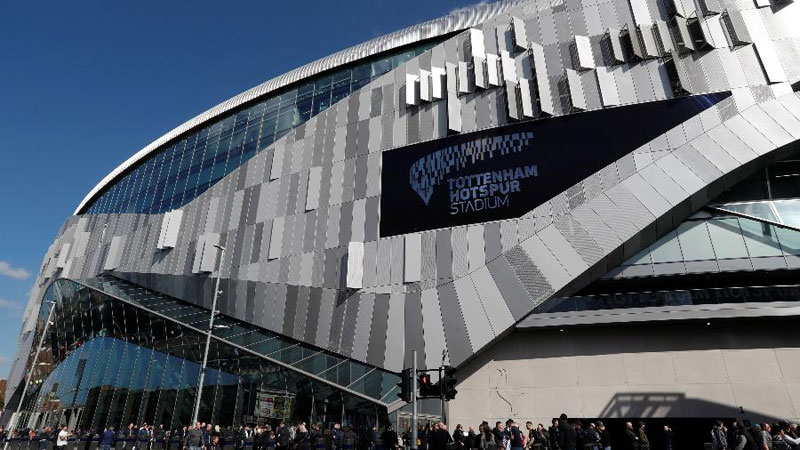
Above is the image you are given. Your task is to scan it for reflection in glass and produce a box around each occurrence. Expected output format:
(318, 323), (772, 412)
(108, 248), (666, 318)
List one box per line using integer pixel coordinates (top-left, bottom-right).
(13, 277), (397, 432)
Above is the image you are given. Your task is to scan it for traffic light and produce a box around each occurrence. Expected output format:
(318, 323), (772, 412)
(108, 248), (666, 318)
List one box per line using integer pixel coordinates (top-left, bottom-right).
(397, 368), (413, 402)
(418, 372), (435, 398)
(441, 365), (458, 400)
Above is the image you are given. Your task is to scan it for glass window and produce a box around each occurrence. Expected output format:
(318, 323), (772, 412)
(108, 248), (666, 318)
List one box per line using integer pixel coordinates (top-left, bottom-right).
(371, 57), (392, 77)
(776, 226), (800, 255)
(649, 231), (683, 263)
(739, 218), (782, 257)
(81, 40), (450, 215)
(676, 221), (716, 261)
(707, 218), (749, 259)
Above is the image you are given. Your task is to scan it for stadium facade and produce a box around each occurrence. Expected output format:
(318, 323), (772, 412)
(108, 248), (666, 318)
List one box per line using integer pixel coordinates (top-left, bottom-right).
(5, 0), (800, 433)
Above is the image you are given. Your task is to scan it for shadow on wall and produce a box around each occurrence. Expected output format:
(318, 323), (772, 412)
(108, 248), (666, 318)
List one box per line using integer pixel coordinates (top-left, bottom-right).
(599, 392), (779, 422)
(579, 393), (781, 450)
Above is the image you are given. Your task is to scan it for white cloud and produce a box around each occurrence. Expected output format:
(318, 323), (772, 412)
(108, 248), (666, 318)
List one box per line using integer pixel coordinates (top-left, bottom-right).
(0, 260), (31, 280)
(0, 298), (23, 312)
(0, 355), (9, 365)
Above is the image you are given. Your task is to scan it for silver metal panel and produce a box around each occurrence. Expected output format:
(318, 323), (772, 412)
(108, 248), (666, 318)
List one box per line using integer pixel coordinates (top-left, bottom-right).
(473, 55), (487, 89)
(760, 101), (800, 139)
(487, 53), (502, 86)
(458, 61), (474, 94)
(538, 225), (590, 277)
(530, 43), (556, 115)
(511, 16), (529, 49)
(157, 213), (171, 250)
(446, 62), (458, 95)
(453, 276), (493, 350)
(56, 243), (71, 269)
(566, 68), (588, 111)
(506, 80), (522, 120)
(269, 145), (284, 180)
(470, 266), (515, 335)
(653, 153), (707, 194)
(420, 288), (449, 369)
(672, 0), (694, 17)
(103, 236), (125, 271)
(620, 173), (672, 218)
(705, 123), (758, 165)
(405, 73), (420, 106)
(431, 67), (446, 100)
(753, 42), (789, 83)
(267, 218), (283, 260)
(690, 135), (739, 172)
(383, 293), (405, 371)
(519, 77), (538, 117)
(518, 235), (571, 289)
(596, 66), (621, 106)
(501, 51), (518, 82)
(607, 28), (627, 63)
(639, 24), (662, 57)
(467, 225), (485, 272)
(199, 232), (220, 273)
(419, 69), (432, 102)
(741, 106), (795, 147)
(469, 28), (486, 58)
(638, 163), (690, 205)
(403, 233), (422, 283)
(447, 94), (462, 132)
(304, 167), (322, 212)
(629, 0), (654, 25)
(162, 210), (183, 249)
(575, 35), (596, 69)
(346, 241), (364, 289)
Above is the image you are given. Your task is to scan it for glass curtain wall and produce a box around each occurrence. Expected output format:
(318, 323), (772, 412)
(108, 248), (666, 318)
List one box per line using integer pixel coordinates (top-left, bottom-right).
(608, 156), (800, 279)
(13, 278), (390, 432)
(83, 40), (442, 216)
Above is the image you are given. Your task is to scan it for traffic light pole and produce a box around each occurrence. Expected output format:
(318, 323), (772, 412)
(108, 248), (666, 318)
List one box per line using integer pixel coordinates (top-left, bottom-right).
(440, 365), (446, 424)
(411, 349), (418, 450)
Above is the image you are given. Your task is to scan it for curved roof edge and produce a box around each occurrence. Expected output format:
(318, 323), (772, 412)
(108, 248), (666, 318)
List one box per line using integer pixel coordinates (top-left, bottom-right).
(75, 0), (523, 215)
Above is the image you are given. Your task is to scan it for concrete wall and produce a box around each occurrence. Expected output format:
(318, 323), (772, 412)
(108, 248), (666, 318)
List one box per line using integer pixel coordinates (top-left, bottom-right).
(449, 318), (800, 427)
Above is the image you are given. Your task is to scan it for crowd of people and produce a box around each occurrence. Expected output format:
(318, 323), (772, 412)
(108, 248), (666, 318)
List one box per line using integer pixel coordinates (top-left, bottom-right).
(399, 415), (800, 450)
(0, 422), (363, 450)
(710, 420), (800, 450)
(1, 416), (799, 450)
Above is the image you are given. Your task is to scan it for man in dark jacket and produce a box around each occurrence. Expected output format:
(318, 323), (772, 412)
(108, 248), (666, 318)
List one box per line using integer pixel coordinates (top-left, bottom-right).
(101, 427), (116, 450)
(549, 420), (561, 450)
(381, 426), (398, 450)
(558, 416), (576, 450)
(184, 426), (203, 450)
(276, 424), (291, 450)
(624, 423), (638, 450)
(492, 423), (505, 449)
(430, 424), (453, 450)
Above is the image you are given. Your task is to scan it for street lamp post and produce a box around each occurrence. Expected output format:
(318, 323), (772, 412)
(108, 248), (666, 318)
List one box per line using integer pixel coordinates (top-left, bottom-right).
(7, 300), (58, 435)
(191, 244), (225, 425)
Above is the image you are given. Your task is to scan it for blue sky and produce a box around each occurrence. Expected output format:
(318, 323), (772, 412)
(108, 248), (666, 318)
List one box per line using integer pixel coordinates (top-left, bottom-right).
(0, 0), (482, 378)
